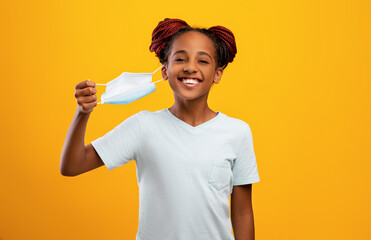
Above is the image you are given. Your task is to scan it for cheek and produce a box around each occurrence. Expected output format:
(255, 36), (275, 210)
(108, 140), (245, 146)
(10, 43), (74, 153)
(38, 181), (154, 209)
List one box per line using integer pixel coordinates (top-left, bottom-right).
(166, 69), (174, 79)
(167, 77), (178, 91)
(166, 64), (181, 78)
(166, 69), (178, 84)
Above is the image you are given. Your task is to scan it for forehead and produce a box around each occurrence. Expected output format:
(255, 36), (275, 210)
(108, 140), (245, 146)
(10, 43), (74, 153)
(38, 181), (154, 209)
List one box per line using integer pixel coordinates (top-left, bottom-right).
(170, 31), (215, 57)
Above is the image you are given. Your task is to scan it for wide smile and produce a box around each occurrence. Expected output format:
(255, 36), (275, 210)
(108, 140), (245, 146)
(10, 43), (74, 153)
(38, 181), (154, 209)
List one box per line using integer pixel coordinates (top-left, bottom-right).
(177, 77), (202, 88)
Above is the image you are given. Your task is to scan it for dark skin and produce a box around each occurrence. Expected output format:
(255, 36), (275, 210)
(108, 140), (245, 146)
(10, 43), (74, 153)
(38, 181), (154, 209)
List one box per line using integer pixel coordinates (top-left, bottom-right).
(231, 184), (255, 240)
(60, 81), (104, 176)
(60, 30), (255, 240)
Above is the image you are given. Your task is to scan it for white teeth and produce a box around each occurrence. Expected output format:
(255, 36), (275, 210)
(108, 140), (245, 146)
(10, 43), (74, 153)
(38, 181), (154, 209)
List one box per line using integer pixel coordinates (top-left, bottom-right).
(182, 79), (199, 84)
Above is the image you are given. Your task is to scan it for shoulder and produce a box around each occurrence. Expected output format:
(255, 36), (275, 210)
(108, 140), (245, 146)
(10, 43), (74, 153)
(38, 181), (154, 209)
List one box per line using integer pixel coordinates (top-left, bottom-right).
(112, 109), (166, 135)
(137, 109), (167, 119)
(135, 108), (169, 125)
(219, 112), (253, 135)
(218, 113), (256, 156)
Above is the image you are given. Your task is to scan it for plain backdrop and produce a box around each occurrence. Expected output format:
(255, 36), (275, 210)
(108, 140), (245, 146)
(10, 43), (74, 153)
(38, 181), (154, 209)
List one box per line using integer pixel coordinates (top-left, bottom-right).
(1, 0), (370, 239)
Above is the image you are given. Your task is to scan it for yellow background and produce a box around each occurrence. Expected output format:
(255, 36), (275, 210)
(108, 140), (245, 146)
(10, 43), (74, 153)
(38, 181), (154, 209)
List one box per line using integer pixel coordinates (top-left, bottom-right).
(1, 0), (370, 239)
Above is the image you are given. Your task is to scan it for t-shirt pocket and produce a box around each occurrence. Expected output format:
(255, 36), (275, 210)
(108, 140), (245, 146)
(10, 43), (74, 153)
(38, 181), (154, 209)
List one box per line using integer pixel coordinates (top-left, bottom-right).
(208, 159), (233, 191)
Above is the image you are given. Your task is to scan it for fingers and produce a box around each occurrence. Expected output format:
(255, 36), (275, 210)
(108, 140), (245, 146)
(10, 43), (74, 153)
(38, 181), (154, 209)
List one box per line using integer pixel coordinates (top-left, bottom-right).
(75, 80), (96, 90)
(75, 86), (96, 98)
(74, 80), (98, 114)
(76, 95), (97, 104)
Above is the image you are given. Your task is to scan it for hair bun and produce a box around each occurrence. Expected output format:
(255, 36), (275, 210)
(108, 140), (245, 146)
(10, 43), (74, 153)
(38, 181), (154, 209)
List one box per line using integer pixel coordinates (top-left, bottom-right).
(209, 26), (237, 63)
(149, 18), (190, 58)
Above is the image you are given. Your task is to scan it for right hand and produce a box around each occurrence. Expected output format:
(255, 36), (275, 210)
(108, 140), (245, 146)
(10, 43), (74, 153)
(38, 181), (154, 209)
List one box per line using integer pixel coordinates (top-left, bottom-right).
(75, 80), (98, 114)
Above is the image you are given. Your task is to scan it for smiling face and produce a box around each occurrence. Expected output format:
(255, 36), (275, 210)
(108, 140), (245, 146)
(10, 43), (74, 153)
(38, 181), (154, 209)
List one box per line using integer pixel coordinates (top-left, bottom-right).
(161, 31), (224, 102)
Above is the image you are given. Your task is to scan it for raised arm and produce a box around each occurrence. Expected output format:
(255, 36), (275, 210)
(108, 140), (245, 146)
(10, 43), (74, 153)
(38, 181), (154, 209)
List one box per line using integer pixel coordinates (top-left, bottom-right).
(60, 80), (104, 176)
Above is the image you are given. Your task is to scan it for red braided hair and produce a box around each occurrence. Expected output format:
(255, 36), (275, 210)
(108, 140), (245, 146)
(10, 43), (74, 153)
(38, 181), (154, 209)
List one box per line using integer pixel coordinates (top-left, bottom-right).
(149, 18), (237, 69)
(149, 18), (190, 58)
(208, 26), (237, 63)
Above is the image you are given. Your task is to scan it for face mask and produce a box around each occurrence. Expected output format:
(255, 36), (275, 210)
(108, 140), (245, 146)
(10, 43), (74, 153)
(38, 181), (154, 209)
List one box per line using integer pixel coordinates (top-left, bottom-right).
(96, 66), (164, 105)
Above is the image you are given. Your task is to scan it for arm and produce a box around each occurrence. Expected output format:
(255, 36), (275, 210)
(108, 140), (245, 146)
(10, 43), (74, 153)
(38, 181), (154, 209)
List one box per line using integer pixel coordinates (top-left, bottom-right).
(60, 80), (104, 176)
(231, 184), (255, 240)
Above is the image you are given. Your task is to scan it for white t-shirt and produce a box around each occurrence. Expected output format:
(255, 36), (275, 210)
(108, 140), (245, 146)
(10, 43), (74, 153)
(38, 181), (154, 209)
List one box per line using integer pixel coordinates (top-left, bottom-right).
(91, 108), (260, 240)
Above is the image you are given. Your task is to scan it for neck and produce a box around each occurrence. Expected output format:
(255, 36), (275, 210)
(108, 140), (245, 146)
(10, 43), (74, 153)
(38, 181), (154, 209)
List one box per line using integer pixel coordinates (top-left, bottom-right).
(169, 94), (218, 127)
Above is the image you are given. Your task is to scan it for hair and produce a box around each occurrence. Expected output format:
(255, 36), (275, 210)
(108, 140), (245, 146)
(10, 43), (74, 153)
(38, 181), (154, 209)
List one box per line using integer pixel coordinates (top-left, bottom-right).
(149, 18), (237, 69)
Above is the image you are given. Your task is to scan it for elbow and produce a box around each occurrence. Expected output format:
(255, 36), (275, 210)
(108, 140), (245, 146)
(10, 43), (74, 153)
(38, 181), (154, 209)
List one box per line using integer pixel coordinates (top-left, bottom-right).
(60, 170), (75, 177)
(60, 168), (78, 177)
(60, 162), (79, 177)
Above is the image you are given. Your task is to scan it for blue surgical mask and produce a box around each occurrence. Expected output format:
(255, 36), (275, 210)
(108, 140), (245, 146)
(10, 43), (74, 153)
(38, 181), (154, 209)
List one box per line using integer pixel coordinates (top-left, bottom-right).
(96, 66), (164, 105)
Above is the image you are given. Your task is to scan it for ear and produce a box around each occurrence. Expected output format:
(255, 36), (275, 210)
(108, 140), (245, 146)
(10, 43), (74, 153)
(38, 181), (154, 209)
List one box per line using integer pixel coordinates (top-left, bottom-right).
(213, 67), (224, 84)
(161, 64), (169, 80)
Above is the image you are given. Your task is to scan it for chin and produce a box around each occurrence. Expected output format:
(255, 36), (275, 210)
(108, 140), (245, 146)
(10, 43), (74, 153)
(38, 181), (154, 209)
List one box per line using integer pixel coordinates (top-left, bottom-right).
(174, 91), (208, 102)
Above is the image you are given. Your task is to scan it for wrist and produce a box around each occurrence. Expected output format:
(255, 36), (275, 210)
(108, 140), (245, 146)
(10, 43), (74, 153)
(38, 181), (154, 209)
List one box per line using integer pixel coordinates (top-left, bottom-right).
(76, 107), (92, 117)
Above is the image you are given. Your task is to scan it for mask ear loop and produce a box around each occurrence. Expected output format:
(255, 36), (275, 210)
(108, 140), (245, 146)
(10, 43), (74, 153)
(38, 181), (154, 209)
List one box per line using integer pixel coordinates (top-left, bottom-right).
(152, 65), (163, 74)
(94, 83), (106, 104)
(152, 65), (165, 84)
(153, 79), (164, 83)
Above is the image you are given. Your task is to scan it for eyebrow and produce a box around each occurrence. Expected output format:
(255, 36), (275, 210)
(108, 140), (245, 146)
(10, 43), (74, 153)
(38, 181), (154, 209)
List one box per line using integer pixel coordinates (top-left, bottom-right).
(173, 50), (212, 59)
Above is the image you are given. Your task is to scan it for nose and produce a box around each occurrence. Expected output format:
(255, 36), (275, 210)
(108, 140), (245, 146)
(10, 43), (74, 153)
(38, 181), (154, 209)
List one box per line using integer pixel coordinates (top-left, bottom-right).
(184, 60), (197, 73)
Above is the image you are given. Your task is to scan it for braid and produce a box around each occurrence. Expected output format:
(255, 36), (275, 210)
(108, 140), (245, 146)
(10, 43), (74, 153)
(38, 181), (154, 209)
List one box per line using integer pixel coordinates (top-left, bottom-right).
(208, 26), (237, 64)
(149, 18), (190, 60)
(149, 18), (237, 69)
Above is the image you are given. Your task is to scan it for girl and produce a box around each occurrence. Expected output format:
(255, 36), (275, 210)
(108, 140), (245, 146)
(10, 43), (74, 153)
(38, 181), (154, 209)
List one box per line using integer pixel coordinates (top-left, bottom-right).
(60, 18), (260, 240)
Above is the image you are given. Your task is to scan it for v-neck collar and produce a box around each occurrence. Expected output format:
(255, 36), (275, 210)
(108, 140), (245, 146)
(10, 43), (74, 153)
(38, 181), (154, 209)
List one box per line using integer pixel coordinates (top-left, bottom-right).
(164, 108), (223, 131)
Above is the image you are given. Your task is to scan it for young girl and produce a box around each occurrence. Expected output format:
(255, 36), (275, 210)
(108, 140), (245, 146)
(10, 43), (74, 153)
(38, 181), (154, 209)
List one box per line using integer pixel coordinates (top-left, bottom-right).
(60, 18), (260, 240)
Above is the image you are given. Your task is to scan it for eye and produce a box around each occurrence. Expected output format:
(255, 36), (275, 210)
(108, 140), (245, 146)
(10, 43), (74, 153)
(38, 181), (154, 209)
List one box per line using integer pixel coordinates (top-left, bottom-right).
(199, 60), (209, 64)
(175, 58), (185, 62)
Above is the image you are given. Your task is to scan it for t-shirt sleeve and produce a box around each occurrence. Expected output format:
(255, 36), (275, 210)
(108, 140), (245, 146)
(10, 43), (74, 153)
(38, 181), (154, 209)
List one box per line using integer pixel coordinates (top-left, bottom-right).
(90, 112), (142, 171)
(232, 123), (260, 185)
